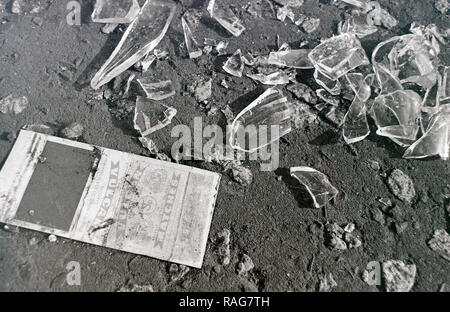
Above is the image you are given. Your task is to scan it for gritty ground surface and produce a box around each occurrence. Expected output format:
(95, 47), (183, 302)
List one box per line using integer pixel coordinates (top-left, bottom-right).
(0, 0), (449, 292)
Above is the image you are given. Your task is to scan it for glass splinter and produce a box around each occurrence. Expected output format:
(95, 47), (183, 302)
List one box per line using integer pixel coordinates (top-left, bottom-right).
(343, 73), (371, 144)
(137, 78), (175, 100)
(247, 71), (290, 85)
(308, 33), (370, 81)
(181, 14), (202, 59)
(134, 96), (177, 137)
(223, 49), (244, 77)
(207, 0), (246, 37)
(92, 0), (140, 24)
(290, 166), (339, 209)
(338, 16), (378, 39)
(230, 87), (293, 152)
(267, 48), (313, 69)
(404, 106), (450, 160)
(91, 0), (176, 90)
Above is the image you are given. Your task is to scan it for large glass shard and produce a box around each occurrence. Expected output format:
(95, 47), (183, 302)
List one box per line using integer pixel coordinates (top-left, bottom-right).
(338, 15), (378, 38)
(223, 49), (244, 77)
(137, 78), (175, 100)
(92, 0), (140, 24)
(388, 34), (438, 88)
(134, 96), (177, 137)
(403, 105), (450, 160)
(247, 71), (290, 85)
(308, 33), (370, 80)
(372, 37), (404, 94)
(181, 10), (202, 59)
(371, 90), (423, 143)
(207, 0), (246, 37)
(267, 49), (313, 69)
(343, 73), (372, 144)
(91, 0), (176, 90)
(230, 87), (293, 152)
(290, 167), (339, 209)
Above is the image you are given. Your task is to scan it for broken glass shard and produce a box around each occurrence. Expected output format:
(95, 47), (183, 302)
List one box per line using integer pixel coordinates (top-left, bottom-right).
(301, 17), (321, 34)
(267, 48), (313, 69)
(92, 0), (140, 24)
(134, 96), (177, 137)
(309, 33), (370, 80)
(388, 34), (438, 88)
(339, 0), (368, 8)
(290, 167), (339, 209)
(229, 87), (293, 152)
(181, 11), (202, 59)
(0, 95), (28, 115)
(314, 69), (341, 95)
(223, 49), (244, 77)
(247, 71), (290, 85)
(403, 105), (450, 160)
(338, 16), (378, 38)
(91, 0), (176, 90)
(272, 0), (304, 7)
(137, 78), (175, 100)
(439, 66), (450, 104)
(276, 6), (295, 22)
(421, 71), (441, 114)
(371, 90), (423, 143)
(343, 74), (372, 144)
(207, 0), (245, 37)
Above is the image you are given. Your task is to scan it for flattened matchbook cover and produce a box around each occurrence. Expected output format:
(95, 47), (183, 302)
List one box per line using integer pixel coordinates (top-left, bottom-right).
(0, 130), (221, 268)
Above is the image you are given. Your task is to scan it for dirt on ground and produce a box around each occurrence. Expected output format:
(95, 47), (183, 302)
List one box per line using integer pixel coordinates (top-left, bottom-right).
(0, 0), (449, 292)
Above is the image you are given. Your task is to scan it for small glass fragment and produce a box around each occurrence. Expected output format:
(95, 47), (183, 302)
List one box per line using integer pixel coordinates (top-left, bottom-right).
(137, 78), (175, 100)
(229, 87), (293, 152)
(276, 6), (295, 22)
(247, 71), (290, 85)
(189, 77), (213, 102)
(309, 33), (370, 80)
(371, 90), (423, 143)
(339, 0), (368, 8)
(403, 105), (450, 160)
(338, 16), (378, 38)
(272, 0), (304, 7)
(301, 17), (320, 33)
(223, 49), (244, 77)
(134, 96), (177, 137)
(91, 0), (176, 90)
(181, 10), (203, 59)
(92, 0), (140, 24)
(0, 95), (28, 115)
(207, 0), (246, 37)
(366, 5), (398, 29)
(343, 73), (372, 144)
(267, 48), (313, 69)
(290, 166), (339, 209)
